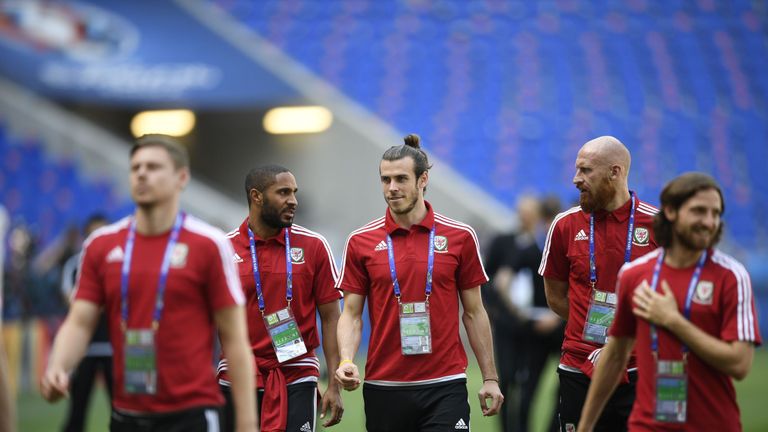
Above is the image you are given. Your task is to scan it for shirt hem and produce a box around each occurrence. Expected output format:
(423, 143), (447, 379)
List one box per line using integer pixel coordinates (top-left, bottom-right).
(364, 373), (467, 387)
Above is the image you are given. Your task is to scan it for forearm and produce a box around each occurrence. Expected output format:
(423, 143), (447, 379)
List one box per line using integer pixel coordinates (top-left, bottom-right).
(337, 309), (362, 362)
(462, 306), (499, 380)
(48, 317), (94, 373)
(220, 330), (257, 429)
(579, 339), (632, 431)
(548, 296), (569, 320)
(320, 305), (341, 389)
(544, 279), (570, 320)
(667, 316), (753, 380)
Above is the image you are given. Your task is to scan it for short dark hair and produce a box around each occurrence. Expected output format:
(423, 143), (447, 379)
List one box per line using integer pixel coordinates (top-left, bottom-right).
(381, 134), (433, 190)
(130, 134), (190, 169)
(244, 164), (291, 207)
(653, 172), (725, 248)
(83, 213), (108, 236)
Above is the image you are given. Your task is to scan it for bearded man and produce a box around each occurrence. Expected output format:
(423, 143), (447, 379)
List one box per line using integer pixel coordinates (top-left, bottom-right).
(538, 136), (658, 431)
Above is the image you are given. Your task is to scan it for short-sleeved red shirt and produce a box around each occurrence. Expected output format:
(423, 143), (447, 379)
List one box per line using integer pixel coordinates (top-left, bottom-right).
(538, 197), (658, 370)
(74, 215), (244, 414)
(611, 248), (762, 431)
(218, 220), (341, 386)
(336, 202), (489, 384)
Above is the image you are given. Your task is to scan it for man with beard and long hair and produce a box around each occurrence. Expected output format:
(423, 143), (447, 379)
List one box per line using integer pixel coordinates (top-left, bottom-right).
(539, 136), (658, 431)
(579, 172), (761, 432)
(335, 134), (503, 432)
(217, 165), (343, 432)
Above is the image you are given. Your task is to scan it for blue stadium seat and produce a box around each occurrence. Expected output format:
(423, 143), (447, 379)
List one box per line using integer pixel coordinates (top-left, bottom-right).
(214, 0), (768, 250)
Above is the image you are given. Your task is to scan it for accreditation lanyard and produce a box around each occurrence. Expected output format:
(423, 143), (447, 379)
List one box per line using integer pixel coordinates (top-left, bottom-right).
(386, 224), (436, 304)
(649, 249), (707, 356)
(120, 213), (184, 330)
(589, 191), (636, 289)
(248, 228), (293, 313)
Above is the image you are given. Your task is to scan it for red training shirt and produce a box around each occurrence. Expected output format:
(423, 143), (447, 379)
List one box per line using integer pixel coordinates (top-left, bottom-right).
(538, 197), (658, 371)
(336, 202), (489, 385)
(611, 248), (762, 432)
(218, 220), (341, 386)
(74, 215), (244, 414)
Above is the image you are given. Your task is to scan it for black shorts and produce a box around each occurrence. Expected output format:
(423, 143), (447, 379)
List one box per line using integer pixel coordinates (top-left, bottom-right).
(557, 368), (637, 432)
(110, 406), (220, 432)
(220, 381), (318, 432)
(363, 380), (470, 432)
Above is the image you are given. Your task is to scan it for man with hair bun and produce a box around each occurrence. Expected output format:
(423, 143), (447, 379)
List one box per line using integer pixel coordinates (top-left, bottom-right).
(539, 136), (659, 431)
(579, 172), (761, 432)
(335, 134), (504, 431)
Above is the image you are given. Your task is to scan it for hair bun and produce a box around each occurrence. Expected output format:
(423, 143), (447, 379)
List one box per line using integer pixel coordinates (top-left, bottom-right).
(403, 133), (421, 148)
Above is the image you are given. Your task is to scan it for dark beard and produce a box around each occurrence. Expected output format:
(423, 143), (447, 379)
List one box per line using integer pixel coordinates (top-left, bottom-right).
(674, 224), (716, 251)
(262, 197), (293, 229)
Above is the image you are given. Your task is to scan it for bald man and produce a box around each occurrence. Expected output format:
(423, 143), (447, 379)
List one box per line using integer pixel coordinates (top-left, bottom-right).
(538, 136), (659, 431)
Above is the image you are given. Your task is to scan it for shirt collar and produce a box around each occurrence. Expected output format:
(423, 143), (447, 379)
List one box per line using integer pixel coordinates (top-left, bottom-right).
(384, 200), (435, 234)
(591, 192), (636, 222)
(239, 217), (287, 245)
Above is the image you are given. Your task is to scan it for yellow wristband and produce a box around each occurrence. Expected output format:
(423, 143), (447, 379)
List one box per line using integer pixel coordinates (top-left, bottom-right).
(339, 359), (354, 368)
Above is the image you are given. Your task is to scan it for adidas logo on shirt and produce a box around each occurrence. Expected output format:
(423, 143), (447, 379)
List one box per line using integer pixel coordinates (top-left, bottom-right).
(455, 418), (469, 430)
(106, 246), (124, 263)
(374, 240), (388, 251)
(232, 253), (244, 264)
(574, 229), (588, 241)
(300, 422), (312, 432)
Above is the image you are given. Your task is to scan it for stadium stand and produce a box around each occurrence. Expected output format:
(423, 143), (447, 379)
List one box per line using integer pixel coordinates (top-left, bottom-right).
(214, 0), (768, 251)
(0, 121), (132, 241)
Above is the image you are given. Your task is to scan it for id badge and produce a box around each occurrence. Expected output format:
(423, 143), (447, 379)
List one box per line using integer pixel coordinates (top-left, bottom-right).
(582, 290), (618, 344)
(655, 360), (687, 423)
(399, 301), (432, 355)
(124, 329), (157, 394)
(264, 307), (307, 363)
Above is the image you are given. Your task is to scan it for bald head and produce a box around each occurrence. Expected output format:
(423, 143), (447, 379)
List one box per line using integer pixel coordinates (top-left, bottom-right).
(579, 136), (631, 179)
(573, 136), (633, 212)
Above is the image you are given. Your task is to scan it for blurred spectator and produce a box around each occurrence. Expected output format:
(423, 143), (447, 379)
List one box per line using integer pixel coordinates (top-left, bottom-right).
(31, 225), (80, 317)
(1, 204), (16, 431)
(59, 214), (112, 432)
(2, 223), (35, 397)
(484, 195), (563, 432)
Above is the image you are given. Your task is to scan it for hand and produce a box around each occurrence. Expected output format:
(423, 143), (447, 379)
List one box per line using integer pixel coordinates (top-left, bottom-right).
(478, 380), (504, 416)
(334, 361), (361, 391)
(40, 367), (69, 402)
(319, 385), (344, 427)
(632, 280), (681, 328)
(533, 312), (562, 334)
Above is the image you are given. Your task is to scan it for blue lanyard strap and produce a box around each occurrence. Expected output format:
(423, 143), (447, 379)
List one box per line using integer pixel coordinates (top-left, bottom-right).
(589, 191), (636, 288)
(248, 228), (293, 313)
(649, 248), (707, 354)
(386, 224), (436, 303)
(121, 213), (184, 330)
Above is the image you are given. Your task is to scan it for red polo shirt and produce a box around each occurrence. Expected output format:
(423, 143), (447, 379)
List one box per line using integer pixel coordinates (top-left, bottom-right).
(75, 215), (244, 414)
(611, 248), (761, 431)
(337, 202), (488, 385)
(218, 220), (341, 386)
(538, 196), (658, 371)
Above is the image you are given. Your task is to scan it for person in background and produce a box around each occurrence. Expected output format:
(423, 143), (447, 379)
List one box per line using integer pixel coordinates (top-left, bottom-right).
(59, 214), (112, 432)
(484, 195), (563, 432)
